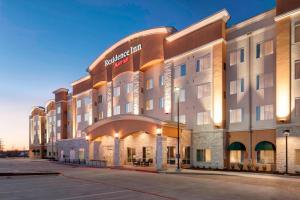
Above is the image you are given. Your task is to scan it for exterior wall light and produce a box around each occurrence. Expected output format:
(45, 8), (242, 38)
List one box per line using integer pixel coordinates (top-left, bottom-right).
(85, 135), (90, 141)
(114, 132), (119, 138)
(156, 128), (162, 136)
(283, 130), (290, 174)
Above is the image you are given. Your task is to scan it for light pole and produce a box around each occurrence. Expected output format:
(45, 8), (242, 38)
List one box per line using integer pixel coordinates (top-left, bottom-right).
(50, 121), (54, 160)
(174, 87), (180, 171)
(284, 130), (290, 174)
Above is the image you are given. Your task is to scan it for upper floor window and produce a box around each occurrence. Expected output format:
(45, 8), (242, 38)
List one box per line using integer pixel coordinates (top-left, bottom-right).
(175, 64), (186, 78)
(179, 89), (185, 102)
(197, 111), (210, 125)
(159, 75), (164, 87)
(113, 86), (120, 97)
(256, 73), (273, 90)
(295, 60), (300, 80)
(295, 98), (300, 117)
(113, 105), (120, 115)
(230, 79), (244, 95)
(126, 83), (133, 94)
(84, 96), (91, 105)
(196, 149), (211, 162)
(98, 95), (103, 104)
(256, 40), (273, 58)
(256, 104), (273, 121)
(196, 54), (210, 72)
(77, 100), (81, 108)
(174, 115), (186, 124)
(145, 99), (153, 111)
(77, 115), (81, 123)
(197, 83), (211, 98)
(295, 23), (300, 43)
(146, 79), (154, 90)
(159, 97), (164, 109)
(56, 105), (61, 114)
(230, 108), (242, 123)
(125, 102), (133, 113)
(84, 112), (90, 122)
(230, 49), (244, 66)
(57, 120), (61, 127)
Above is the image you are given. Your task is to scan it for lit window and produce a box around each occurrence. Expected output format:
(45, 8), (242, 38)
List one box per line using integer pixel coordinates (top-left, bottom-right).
(113, 105), (120, 115)
(230, 109), (242, 123)
(125, 102), (133, 113)
(256, 73), (273, 90)
(196, 149), (211, 162)
(145, 99), (153, 111)
(57, 105), (61, 114)
(57, 120), (61, 127)
(196, 54), (210, 72)
(146, 79), (153, 90)
(79, 148), (85, 160)
(295, 24), (300, 43)
(230, 80), (237, 95)
(77, 100), (81, 108)
(159, 97), (164, 109)
(295, 60), (300, 79)
(174, 115), (186, 124)
(256, 40), (273, 58)
(256, 105), (274, 121)
(257, 150), (275, 164)
(175, 64), (186, 78)
(230, 51), (237, 66)
(240, 48), (245, 63)
(159, 75), (164, 87)
(126, 83), (133, 94)
(197, 112), (210, 125)
(57, 132), (61, 140)
(230, 150), (243, 163)
(197, 83), (211, 98)
(77, 115), (81, 123)
(84, 112), (89, 122)
(113, 86), (120, 97)
(295, 149), (300, 165)
(84, 96), (91, 105)
(98, 95), (103, 103)
(99, 111), (104, 120)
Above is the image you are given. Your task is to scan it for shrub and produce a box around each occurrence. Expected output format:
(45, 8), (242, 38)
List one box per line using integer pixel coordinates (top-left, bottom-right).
(247, 163), (253, 171)
(238, 163), (244, 171)
(262, 165), (267, 171)
(230, 163), (235, 170)
(255, 165), (259, 172)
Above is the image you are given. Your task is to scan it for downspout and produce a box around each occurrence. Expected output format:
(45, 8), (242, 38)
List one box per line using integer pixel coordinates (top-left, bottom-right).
(247, 32), (253, 164)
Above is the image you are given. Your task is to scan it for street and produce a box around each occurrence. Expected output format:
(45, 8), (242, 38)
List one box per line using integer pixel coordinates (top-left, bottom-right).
(0, 159), (300, 200)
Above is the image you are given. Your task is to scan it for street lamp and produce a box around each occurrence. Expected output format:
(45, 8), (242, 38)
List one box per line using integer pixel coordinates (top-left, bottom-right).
(50, 121), (55, 160)
(283, 130), (290, 174)
(174, 87), (181, 172)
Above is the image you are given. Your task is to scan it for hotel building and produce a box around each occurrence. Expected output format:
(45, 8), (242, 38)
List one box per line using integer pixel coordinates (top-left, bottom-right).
(29, 0), (300, 173)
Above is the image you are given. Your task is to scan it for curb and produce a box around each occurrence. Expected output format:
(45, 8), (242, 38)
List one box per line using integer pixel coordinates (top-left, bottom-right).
(0, 172), (60, 176)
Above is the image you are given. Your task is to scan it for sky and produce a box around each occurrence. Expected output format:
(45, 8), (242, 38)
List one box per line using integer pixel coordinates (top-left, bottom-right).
(0, 0), (275, 150)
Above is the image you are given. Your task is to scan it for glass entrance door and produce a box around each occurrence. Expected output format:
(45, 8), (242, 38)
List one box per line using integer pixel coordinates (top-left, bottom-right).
(167, 146), (176, 165)
(127, 147), (136, 164)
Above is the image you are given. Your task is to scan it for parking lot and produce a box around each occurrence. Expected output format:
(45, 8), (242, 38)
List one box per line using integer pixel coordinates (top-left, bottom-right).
(0, 159), (300, 200)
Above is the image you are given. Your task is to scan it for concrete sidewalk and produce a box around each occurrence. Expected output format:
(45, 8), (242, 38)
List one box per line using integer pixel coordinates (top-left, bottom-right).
(160, 168), (300, 182)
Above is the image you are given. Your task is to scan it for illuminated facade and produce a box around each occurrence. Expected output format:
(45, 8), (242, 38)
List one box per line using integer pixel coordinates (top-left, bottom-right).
(29, 0), (300, 173)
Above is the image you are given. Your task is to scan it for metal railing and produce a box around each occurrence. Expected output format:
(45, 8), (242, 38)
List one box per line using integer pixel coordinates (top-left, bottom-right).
(62, 158), (107, 168)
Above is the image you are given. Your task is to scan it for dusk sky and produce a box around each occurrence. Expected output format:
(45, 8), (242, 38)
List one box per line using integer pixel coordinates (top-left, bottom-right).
(0, 0), (275, 150)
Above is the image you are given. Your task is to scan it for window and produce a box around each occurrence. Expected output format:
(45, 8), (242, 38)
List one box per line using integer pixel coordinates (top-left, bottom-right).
(145, 99), (153, 111)
(196, 54), (210, 72)
(230, 81), (237, 95)
(57, 132), (61, 140)
(159, 75), (164, 87)
(197, 112), (210, 125)
(98, 95), (103, 103)
(175, 64), (186, 78)
(125, 102), (133, 113)
(256, 105), (274, 121)
(159, 97), (164, 109)
(256, 73), (273, 90)
(230, 49), (244, 66)
(179, 89), (185, 102)
(76, 100), (81, 108)
(84, 96), (91, 105)
(197, 83), (211, 98)
(174, 115), (186, 124)
(240, 79), (244, 92)
(295, 98), (300, 117)
(257, 150), (275, 164)
(57, 120), (61, 127)
(77, 115), (81, 123)
(113, 105), (120, 115)
(256, 40), (273, 58)
(295, 60), (300, 79)
(146, 79), (153, 90)
(113, 86), (120, 97)
(79, 148), (85, 160)
(295, 149), (300, 165)
(57, 105), (61, 114)
(295, 24), (300, 43)
(230, 150), (243, 163)
(230, 109), (242, 123)
(126, 83), (133, 94)
(84, 112), (89, 122)
(99, 111), (104, 120)
(196, 149), (211, 162)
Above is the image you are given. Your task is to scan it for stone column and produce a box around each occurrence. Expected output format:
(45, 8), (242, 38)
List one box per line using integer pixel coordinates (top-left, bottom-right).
(113, 137), (120, 167)
(156, 135), (165, 170)
(107, 82), (112, 117)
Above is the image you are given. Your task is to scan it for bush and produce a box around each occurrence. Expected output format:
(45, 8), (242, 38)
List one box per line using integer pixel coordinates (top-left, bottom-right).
(255, 165), (259, 171)
(238, 163), (244, 171)
(262, 165), (267, 171)
(247, 163), (253, 171)
(230, 163), (235, 170)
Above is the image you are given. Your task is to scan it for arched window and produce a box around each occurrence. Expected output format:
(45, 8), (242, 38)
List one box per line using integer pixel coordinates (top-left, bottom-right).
(255, 141), (276, 164)
(227, 142), (246, 163)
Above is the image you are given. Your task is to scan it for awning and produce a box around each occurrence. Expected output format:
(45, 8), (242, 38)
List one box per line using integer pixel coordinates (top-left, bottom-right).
(227, 142), (246, 151)
(255, 141), (276, 151)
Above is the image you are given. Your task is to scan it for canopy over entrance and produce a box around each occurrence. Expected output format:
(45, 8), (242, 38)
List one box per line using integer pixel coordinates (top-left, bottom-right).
(85, 114), (189, 140)
(227, 142), (246, 151)
(255, 141), (276, 151)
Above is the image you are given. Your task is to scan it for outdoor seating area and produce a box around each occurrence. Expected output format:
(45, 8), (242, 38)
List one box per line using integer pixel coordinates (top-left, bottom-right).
(132, 158), (153, 167)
